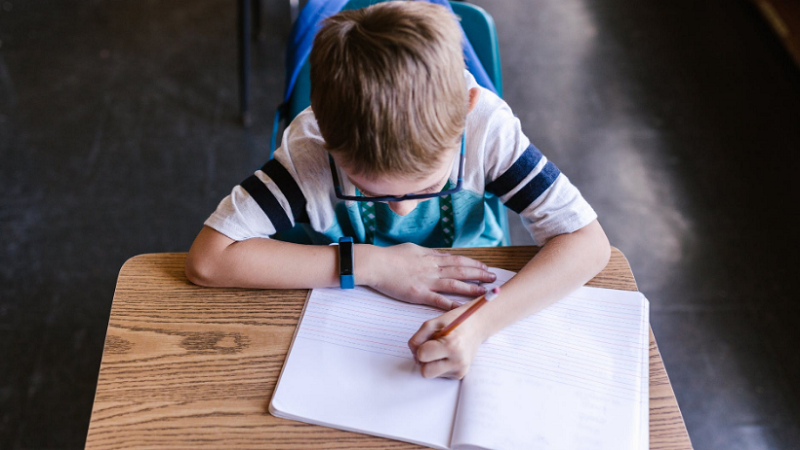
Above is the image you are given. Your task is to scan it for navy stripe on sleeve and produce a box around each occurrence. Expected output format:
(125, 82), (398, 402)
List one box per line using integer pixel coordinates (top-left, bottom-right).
(504, 161), (562, 214)
(261, 159), (309, 223)
(485, 144), (543, 197)
(240, 174), (293, 233)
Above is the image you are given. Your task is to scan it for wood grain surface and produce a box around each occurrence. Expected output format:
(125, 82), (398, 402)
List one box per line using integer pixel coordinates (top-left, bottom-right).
(85, 247), (693, 449)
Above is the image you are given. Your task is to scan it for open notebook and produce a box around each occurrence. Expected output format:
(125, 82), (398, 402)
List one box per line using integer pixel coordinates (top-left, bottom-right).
(270, 268), (650, 450)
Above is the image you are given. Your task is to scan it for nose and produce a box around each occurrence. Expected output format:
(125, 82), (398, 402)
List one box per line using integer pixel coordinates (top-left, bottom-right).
(388, 200), (418, 216)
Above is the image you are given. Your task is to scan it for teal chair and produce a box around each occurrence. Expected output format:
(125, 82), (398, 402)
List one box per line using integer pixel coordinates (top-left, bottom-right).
(276, 1), (510, 246)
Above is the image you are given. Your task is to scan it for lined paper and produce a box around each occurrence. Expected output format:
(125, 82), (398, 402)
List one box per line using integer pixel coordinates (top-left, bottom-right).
(270, 286), (460, 450)
(270, 269), (650, 450)
(299, 287), (441, 360)
(451, 270), (649, 450)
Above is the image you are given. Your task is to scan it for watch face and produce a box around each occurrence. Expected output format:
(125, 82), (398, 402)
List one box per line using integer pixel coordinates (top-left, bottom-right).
(340, 241), (353, 275)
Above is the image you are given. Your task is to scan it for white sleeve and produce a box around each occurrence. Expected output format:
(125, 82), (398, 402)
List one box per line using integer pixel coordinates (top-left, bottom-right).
(203, 109), (335, 241)
(482, 98), (597, 245)
(204, 179), (284, 241)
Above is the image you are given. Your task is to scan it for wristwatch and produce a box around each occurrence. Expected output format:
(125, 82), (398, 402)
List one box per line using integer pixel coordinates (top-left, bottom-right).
(338, 236), (354, 289)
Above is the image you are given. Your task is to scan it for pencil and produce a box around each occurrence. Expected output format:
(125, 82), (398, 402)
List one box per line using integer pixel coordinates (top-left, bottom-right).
(432, 287), (500, 339)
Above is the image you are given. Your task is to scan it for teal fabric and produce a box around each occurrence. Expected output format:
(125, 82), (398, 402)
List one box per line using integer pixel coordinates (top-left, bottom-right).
(287, 61), (311, 123)
(309, 188), (504, 248)
(356, 180), (457, 246)
(450, 2), (502, 97)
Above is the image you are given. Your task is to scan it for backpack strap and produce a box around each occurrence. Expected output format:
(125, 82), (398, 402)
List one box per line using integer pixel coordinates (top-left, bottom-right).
(284, 0), (350, 103)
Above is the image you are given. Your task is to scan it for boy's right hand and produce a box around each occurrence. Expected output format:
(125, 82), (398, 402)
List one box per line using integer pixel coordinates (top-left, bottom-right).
(359, 243), (496, 310)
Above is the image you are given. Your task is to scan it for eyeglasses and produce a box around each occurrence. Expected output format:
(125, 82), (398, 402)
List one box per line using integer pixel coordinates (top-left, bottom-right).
(329, 133), (465, 202)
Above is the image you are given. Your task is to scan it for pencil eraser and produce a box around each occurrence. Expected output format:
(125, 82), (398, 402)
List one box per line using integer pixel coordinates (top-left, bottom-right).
(485, 287), (500, 301)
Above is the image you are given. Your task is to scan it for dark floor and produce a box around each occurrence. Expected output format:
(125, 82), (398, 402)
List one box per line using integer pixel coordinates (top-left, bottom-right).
(1, 0), (800, 449)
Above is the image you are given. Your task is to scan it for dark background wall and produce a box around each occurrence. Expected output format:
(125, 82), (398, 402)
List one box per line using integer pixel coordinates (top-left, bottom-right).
(1, 0), (799, 448)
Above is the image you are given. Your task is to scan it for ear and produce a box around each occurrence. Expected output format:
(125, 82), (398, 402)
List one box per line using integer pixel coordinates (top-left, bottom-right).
(467, 87), (481, 113)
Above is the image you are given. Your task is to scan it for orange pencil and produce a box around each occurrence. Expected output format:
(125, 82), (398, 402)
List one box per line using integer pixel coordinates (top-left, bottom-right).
(432, 287), (501, 339)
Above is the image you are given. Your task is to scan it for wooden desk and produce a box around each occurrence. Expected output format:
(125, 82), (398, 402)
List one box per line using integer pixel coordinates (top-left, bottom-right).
(86, 247), (693, 449)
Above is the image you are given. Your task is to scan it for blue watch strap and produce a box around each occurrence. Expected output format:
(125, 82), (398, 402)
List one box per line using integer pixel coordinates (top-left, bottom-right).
(339, 237), (354, 289)
(340, 275), (354, 289)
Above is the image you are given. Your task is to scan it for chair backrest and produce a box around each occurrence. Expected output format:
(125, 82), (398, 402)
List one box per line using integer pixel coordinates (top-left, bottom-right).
(450, 2), (502, 98)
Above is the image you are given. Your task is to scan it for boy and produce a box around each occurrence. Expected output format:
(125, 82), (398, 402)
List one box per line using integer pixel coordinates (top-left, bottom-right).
(186, 1), (610, 380)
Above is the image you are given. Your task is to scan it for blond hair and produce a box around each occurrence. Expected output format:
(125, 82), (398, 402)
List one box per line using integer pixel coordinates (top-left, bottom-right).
(310, 1), (467, 178)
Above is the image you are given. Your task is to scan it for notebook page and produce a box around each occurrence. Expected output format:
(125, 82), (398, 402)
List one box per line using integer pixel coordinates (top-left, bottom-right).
(638, 298), (650, 450)
(270, 286), (459, 450)
(451, 286), (649, 450)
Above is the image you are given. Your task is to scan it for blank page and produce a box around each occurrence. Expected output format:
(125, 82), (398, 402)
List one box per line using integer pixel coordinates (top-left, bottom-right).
(637, 298), (650, 450)
(451, 283), (649, 450)
(270, 286), (460, 450)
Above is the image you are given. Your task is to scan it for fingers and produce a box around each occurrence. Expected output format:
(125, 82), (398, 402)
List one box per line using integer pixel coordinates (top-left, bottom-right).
(433, 278), (488, 297)
(434, 256), (496, 284)
(408, 320), (437, 353)
(438, 265), (495, 282)
(416, 339), (450, 363)
(433, 254), (489, 271)
(408, 316), (450, 355)
(408, 319), (473, 380)
(420, 358), (468, 380)
(419, 292), (457, 311)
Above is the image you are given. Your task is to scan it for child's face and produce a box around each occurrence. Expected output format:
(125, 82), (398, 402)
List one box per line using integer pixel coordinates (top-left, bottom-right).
(335, 149), (457, 216)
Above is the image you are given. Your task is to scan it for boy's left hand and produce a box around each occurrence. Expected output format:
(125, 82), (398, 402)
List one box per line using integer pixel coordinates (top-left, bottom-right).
(407, 304), (489, 380)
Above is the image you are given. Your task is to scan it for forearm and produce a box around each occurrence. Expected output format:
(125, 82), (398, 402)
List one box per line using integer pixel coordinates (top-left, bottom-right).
(185, 226), (377, 289)
(473, 220), (611, 339)
(186, 226), (497, 310)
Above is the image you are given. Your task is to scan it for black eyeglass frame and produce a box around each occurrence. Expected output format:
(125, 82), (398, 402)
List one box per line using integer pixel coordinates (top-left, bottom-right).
(329, 133), (465, 202)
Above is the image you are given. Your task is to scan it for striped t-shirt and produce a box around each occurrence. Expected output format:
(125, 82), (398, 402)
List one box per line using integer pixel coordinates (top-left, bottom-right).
(205, 73), (597, 247)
